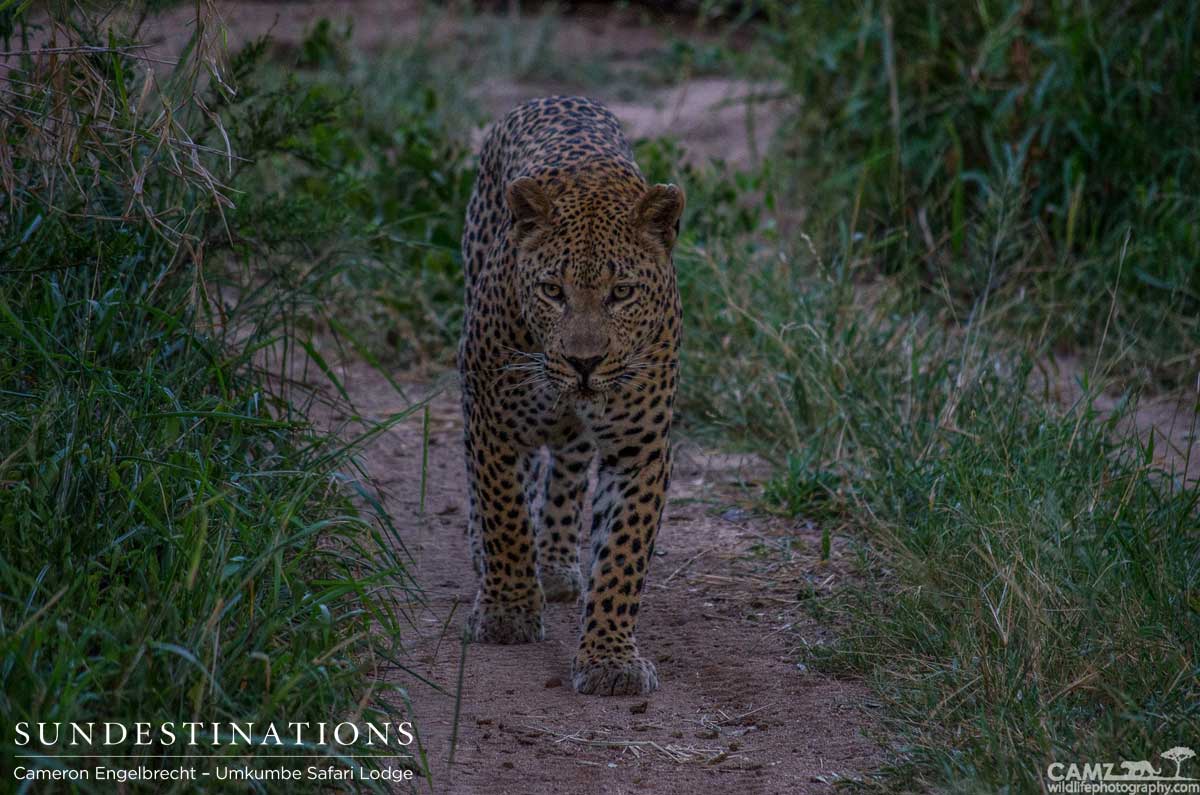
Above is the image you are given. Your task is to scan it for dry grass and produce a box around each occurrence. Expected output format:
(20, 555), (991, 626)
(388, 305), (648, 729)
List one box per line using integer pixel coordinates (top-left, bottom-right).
(0, 2), (235, 255)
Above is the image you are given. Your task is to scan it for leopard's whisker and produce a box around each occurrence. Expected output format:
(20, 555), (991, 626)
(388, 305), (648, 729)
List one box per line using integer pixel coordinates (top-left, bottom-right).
(498, 373), (551, 394)
(497, 343), (545, 361)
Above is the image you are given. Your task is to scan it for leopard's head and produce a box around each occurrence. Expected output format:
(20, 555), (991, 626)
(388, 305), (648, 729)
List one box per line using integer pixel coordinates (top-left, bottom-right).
(506, 171), (685, 401)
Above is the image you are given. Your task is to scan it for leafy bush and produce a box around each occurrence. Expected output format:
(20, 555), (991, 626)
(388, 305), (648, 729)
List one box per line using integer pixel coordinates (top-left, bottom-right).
(231, 33), (479, 366)
(757, 0), (1200, 386)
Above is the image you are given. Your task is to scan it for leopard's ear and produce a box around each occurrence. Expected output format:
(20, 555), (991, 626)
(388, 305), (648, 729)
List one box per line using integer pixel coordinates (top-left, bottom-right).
(633, 183), (685, 252)
(506, 177), (554, 244)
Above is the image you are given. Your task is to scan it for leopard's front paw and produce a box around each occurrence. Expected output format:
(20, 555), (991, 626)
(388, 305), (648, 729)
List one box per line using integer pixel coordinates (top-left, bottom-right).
(571, 654), (658, 696)
(539, 564), (584, 603)
(468, 601), (544, 644)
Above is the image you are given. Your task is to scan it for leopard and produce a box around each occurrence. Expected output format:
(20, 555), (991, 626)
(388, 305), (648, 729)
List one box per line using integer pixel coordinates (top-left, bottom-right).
(457, 95), (685, 696)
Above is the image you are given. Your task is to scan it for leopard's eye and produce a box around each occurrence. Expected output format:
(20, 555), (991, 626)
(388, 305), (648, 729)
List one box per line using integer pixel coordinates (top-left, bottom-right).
(538, 282), (564, 301)
(611, 284), (635, 302)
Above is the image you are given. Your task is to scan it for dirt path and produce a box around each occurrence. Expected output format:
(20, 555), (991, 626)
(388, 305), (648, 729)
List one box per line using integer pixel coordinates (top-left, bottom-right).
(331, 363), (880, 794)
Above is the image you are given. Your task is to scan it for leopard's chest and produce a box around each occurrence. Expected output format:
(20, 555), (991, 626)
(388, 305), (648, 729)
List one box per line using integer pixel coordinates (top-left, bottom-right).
(481, 370), (648, 451)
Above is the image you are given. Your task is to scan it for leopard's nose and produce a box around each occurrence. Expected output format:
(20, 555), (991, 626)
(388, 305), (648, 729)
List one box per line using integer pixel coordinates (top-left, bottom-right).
(564, 354), (604, 381)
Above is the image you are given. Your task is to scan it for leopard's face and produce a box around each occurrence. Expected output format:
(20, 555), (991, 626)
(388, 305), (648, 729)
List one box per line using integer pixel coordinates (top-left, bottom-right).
(506, 176), (684, 403)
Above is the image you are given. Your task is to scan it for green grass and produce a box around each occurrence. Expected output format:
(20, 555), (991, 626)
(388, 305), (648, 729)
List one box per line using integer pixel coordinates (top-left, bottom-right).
(668, 212), (1199, 789)
(0, 8), (427, 790)
(749, 0), (1200, 389)
(639, 3), (1200, 789)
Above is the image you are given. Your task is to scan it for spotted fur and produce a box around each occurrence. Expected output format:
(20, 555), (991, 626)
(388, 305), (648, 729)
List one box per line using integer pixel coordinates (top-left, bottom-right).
(458, 96), (684, 696)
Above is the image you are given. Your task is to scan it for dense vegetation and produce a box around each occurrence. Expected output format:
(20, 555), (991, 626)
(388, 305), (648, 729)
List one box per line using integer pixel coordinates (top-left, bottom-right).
(0, 9), (427, 789)
(2, 1), (1196, 793)
(755, 0), (1199, 387)
(672, 1), (1200, 790)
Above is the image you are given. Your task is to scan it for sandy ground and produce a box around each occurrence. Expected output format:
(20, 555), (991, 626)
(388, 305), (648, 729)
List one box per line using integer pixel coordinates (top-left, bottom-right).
(325, 363), (881, 794)
(477, 75), (782, 167)
(1044, 356), (1199, 486)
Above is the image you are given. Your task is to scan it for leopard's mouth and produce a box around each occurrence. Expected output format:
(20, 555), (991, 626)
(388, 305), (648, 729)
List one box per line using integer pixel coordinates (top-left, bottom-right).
(544, 367), (618, 400)
(557, 380), (615, 406)
(578, 369), (625, 397)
